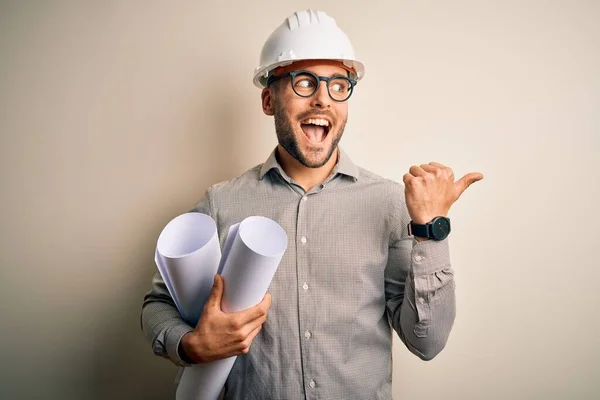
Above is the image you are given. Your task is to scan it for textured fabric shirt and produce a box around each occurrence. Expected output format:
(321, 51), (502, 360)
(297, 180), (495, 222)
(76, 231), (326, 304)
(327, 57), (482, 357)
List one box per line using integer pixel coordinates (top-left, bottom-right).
(141, 147), (456, 400)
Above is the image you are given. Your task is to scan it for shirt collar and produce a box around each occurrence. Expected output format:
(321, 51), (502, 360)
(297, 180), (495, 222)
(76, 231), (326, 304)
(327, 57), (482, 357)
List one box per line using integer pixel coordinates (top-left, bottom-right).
(259, 146), (360, 182)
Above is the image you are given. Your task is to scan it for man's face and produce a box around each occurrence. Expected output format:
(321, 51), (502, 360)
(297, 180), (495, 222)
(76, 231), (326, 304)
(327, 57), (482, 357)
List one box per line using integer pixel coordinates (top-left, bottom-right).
(264, 61), (350, 168)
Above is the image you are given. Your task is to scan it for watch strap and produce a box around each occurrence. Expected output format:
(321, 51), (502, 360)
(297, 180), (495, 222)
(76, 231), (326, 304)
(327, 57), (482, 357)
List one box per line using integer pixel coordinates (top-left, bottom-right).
(407, 221), (431, 238)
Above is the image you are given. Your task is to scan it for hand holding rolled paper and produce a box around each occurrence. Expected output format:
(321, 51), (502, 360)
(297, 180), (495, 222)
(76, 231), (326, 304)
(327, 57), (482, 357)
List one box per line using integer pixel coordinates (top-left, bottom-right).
(154, 213), (287, 400)
(180, 274), (272, 364)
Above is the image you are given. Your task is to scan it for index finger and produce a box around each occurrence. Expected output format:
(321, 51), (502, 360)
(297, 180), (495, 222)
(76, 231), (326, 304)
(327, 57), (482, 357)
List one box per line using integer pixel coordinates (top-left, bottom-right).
(429, 162), (447, 169)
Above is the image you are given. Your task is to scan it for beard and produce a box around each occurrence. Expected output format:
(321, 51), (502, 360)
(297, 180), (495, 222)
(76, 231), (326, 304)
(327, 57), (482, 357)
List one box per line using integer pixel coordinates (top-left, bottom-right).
(273, 97), (347, 168)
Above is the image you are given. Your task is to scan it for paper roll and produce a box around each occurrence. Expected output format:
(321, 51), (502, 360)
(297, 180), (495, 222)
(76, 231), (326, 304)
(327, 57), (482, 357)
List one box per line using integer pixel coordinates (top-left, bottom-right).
(154, 212), (287, 400)
(175, 215), (287, 400)
(155, 212), (221, 326)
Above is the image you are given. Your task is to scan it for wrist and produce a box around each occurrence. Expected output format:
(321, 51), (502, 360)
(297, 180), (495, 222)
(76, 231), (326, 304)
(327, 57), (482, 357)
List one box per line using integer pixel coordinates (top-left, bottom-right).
(412, 213), (447, 225)
(408, 216), (451, 241)
(179, 332), (198, 364)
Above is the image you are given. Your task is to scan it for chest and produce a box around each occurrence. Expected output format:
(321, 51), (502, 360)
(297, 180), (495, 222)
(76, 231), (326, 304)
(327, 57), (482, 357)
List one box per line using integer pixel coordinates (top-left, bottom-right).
(214, 183), (392, 304)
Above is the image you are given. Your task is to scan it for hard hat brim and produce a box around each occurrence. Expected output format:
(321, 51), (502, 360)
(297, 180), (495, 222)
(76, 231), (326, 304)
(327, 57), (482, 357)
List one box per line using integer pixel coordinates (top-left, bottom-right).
(253, 58), (365, 88)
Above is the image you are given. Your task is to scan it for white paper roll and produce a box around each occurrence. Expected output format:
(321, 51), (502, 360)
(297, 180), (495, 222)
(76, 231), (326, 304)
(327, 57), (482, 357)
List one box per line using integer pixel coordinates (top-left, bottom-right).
(156, 212), (221, 326)
(220, 216), (288, 312)
(175, 357), (236, 400)
(175, 215), (288, 400)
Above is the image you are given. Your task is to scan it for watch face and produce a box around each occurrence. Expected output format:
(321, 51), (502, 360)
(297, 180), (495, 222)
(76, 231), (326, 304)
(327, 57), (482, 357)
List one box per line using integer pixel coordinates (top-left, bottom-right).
(431, 217), (451, 240)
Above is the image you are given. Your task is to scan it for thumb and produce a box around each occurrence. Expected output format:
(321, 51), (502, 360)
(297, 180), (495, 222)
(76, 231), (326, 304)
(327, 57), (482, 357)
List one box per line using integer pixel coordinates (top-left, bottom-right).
(206, 274), (224, 310)
(455, 172), (484, 196)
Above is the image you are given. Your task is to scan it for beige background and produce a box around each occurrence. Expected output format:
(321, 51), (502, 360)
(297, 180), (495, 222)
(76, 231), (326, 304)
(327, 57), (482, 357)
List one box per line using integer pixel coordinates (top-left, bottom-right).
(1, 1), (599, 399)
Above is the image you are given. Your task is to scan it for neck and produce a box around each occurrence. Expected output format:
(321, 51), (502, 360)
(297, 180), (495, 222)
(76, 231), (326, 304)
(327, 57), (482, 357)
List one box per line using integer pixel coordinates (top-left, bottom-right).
(276, 145), (338, 192)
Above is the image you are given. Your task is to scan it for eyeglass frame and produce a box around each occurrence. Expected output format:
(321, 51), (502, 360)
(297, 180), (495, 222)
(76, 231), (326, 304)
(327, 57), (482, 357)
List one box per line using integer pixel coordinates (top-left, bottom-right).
(266, 69), (357, 102)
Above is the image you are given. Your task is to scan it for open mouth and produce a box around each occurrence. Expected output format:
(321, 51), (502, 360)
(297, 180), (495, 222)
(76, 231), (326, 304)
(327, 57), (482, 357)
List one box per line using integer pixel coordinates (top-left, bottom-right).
(300, 118), (331, 144)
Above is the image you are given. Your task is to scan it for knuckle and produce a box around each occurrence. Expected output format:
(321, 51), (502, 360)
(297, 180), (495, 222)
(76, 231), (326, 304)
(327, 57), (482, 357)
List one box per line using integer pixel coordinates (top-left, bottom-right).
(201, 304), (210, 315)
(230, 317), (243, 331)
(244, 326), (255, 338)
(241, 337), (252, 348)
(234, 330), (246, 342)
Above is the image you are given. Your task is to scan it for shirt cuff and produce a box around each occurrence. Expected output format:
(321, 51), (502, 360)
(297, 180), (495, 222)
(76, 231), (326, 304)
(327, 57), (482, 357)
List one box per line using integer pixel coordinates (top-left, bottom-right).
(411, 237), (451, 276)
(166, 324), (195, 367)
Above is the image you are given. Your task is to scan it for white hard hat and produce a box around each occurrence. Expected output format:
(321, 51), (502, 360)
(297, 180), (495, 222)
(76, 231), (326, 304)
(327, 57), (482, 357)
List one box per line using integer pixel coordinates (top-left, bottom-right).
(253, 10), (365, 88)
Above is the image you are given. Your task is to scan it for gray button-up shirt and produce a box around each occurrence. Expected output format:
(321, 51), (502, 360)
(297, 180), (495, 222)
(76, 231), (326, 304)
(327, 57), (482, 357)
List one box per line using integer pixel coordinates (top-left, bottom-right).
(142, 147), (456, 400)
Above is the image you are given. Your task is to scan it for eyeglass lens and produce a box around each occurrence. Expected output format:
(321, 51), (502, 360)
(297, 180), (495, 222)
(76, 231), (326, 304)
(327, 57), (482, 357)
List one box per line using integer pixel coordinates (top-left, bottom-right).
(292, 72), (353, 101)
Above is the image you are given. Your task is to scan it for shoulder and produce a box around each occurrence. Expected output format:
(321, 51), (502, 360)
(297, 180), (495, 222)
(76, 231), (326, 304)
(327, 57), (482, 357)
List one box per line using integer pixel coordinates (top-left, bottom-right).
(356, 166), (405, 197)
(192, 164), (263, 214)
(203, 163), (264, 200)
(355, 166), (410, 223)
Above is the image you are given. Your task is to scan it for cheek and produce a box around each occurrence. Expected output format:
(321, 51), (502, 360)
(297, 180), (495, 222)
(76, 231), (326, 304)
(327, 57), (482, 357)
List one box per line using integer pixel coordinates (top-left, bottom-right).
(277, 106), (299, 130)
(277, 94), (305, 119)
(334, 105), (348, 125)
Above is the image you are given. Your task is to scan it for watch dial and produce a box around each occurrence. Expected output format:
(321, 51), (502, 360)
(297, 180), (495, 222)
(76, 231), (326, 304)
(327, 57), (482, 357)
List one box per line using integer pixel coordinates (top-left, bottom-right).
(432, 218), (450, 239)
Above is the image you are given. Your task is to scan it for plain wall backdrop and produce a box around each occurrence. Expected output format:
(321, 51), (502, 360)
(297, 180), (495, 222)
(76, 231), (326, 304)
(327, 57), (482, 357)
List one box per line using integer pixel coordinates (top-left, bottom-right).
(1, 1), (598, 399)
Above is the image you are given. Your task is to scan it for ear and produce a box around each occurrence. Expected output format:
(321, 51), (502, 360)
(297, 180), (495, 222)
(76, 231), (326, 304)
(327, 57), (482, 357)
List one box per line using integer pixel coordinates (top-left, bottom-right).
(261, 87), (274, 116)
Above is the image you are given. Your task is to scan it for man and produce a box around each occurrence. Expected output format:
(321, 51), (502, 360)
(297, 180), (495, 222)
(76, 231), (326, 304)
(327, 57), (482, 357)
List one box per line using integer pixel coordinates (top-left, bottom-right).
(142, 9), (483, 400)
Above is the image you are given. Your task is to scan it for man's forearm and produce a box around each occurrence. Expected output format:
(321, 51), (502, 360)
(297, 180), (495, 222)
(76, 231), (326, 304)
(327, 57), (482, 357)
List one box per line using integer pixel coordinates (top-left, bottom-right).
(141, 272), (194, 367)
(391, 239), (456, 360)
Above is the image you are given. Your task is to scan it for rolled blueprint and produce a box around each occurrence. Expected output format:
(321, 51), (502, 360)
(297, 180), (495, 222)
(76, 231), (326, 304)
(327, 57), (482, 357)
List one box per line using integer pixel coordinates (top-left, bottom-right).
(155, 212), (221, 326)
(175, 216), (288, 400)
(154, 213), (287, 400)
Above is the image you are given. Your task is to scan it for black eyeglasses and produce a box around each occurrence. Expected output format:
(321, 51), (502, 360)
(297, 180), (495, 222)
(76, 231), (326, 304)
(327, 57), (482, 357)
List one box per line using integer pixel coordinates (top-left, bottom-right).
(267, 70), (357, 102)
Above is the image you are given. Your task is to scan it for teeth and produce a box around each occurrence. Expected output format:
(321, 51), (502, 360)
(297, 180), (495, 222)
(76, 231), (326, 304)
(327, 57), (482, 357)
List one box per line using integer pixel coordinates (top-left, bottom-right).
(303, 118), (329, 127)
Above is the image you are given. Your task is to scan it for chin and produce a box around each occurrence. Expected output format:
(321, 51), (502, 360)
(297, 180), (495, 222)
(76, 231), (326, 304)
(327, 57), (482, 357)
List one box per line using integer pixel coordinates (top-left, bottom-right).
(298, 142), (335, 168)
(302, 155), (329, 168)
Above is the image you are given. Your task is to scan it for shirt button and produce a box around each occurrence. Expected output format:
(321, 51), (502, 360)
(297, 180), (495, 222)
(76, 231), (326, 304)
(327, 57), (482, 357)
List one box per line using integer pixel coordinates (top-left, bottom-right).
(301, 237), (307, 244)
(309, 380), (315, 388)
(304, 330), (311, 339)
(303, 282), (309, 291)
(418, 297), (425, 304)
(414, 255), (422, 262)
(303, 196), (308, 201)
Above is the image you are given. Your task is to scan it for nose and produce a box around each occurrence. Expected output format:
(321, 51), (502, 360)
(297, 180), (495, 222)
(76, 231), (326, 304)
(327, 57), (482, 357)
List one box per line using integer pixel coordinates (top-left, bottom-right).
(310, 79), (332, 109)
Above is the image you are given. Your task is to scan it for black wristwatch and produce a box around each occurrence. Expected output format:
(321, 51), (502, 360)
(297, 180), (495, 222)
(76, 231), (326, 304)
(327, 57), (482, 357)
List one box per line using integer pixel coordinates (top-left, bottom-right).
(407, 216), (451, 241)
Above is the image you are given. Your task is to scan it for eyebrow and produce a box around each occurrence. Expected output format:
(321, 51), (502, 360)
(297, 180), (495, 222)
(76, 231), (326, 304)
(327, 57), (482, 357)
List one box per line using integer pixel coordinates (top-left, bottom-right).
(323, 71), (349, 78)
(330, 72), (349, 78)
